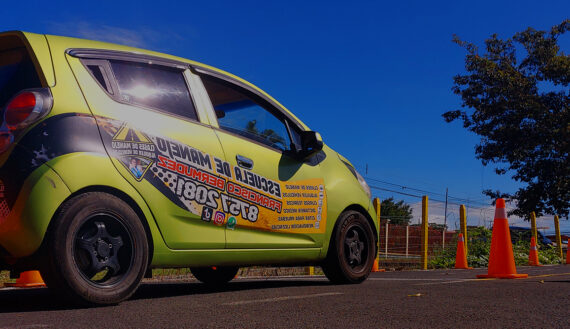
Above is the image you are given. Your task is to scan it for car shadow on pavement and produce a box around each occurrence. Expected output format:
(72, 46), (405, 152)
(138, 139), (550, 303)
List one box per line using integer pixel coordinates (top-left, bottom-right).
(0, 287), (82, 313)
(132, 279), (331, 301)
(0, 279), (331, 313)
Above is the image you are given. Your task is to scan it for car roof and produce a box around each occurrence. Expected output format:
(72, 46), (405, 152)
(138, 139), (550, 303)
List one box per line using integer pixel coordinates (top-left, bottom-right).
(3, 30), (310, 131)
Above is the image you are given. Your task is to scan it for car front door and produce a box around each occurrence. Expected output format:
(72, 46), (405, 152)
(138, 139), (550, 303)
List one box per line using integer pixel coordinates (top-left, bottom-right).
(195, 71), (328, 249)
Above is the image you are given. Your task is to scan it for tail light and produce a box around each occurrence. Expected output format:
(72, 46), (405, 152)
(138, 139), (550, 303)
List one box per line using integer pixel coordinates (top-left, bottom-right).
(3, 88), (53, 131)
(0, 88), (52, 153)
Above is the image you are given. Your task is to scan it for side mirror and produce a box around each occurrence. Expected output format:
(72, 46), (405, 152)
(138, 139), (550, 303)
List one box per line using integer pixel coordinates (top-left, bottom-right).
(298, 131), (323, 158)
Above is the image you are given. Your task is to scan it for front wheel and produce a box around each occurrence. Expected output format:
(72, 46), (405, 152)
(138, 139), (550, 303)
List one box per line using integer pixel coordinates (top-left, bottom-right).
(41, 192), (149, 305)
(191, 266), (239, 286)
(322, 210), (376, 284)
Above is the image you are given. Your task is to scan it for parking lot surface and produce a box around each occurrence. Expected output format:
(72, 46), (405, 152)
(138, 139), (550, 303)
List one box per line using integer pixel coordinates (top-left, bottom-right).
(1, 265), (569, 328)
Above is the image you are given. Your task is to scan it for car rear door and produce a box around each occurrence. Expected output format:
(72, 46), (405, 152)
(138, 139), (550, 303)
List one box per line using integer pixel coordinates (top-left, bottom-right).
(66, 51), (228, 249)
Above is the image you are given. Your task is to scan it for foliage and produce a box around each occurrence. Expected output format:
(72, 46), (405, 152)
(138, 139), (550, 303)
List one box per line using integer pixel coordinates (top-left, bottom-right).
(0, 270), (12, 286)
(465, 226), (492, 268)
(428, 226), (490, 269)
(380, 197), (413, 225)
(429, 226), (563, 269)
(428, 245), (456, 269)
(443, 20), (570, 219)
(428, 223), (448, 230)
(512, 240), (562, 265)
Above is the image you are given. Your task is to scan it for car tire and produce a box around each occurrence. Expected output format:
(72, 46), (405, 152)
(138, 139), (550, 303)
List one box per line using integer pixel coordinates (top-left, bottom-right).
(190, 266), (239, 286)
(322, 210), (376, 284)
(41, 192), (148, 305)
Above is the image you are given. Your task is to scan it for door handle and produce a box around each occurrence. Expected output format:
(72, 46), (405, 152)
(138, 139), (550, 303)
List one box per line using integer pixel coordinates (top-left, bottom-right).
(236, 154), (254, 170)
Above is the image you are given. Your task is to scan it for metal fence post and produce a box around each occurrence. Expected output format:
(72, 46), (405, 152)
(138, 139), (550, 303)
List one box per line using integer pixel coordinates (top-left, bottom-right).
(373, 197), (381, 252)
(421, 195), (428, 270)
(373, 197), (381, 268)
(406, 225), (410, 258)
(385, 221), (389, 259)
(460, 204), (467, 255)
(554, 215), (563, 260)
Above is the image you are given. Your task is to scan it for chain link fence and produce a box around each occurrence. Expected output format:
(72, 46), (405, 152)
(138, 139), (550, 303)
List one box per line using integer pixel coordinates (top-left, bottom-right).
(376, 223), (459, 270)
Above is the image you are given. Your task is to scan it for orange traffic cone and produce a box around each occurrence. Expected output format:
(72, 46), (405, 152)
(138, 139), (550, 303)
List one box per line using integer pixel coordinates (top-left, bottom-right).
(455, 233), (472, 269)
(477, 198), (528, 279)
(371, 257), (385, 272)
(5, 270), (46, 288)
(528, 237), (542, 266)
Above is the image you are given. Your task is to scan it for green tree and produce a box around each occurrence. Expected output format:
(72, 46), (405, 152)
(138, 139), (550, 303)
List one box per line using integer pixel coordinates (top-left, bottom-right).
(443, 20), (570, 219)
(380, 197), (413, 225)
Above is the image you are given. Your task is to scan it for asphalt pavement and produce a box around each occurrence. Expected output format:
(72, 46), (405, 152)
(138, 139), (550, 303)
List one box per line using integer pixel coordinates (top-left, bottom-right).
(0, 265), (569, 328)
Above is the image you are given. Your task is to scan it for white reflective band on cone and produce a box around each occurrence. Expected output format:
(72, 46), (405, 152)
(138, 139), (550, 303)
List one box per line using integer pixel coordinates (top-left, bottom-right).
(494, 207), (507, 219)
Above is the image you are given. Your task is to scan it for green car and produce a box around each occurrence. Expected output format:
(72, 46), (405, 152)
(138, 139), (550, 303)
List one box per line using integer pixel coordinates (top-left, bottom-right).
(0, 31), (378, 305)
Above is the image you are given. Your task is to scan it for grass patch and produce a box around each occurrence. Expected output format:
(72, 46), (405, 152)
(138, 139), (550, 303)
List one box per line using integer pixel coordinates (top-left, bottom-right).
(1, 267), (321, 286)
(145, 266), (320, 282)
(0, 271), (12, 287)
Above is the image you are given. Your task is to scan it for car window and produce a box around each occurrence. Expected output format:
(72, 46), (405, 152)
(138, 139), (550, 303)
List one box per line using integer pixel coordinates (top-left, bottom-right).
(109, 60), (198, 121)
(201, 74), (293, 152)
(0, 46), (42, 108)
(85, 63), (113, 94)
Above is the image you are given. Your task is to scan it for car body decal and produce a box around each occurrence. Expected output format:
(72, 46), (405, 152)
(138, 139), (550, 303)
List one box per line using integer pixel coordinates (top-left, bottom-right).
(97, 117), (327, 234)
(0, 113), (105, 221)
(0, 113), (326, 234)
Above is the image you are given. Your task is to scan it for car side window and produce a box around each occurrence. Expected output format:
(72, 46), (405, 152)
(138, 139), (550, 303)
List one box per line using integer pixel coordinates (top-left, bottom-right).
(201, 74), (294, 152)
(109, 60), (198, 120)
(83, 60), (114, 94)
(84, 59), (198, 121)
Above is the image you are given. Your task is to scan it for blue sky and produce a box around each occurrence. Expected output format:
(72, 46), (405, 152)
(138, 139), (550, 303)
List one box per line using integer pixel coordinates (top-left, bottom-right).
(3, 0), (569, 233)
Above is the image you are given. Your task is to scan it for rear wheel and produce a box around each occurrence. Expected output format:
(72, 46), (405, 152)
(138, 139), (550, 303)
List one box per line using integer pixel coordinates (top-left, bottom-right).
(322, 210), (375, 284)
(41, 192), (148, 305)
(191, 266), (239, 286)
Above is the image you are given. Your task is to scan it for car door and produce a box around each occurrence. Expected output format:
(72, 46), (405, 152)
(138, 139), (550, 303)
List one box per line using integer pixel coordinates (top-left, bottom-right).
(66, 52), (228, 249)
(194, 70), (328, 249)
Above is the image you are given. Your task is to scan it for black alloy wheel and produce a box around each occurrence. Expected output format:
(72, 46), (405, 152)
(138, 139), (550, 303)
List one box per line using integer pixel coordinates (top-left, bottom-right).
(41, 192), (148, 305)
(74, 213), (133, 286)
(322, 210), (376, 284)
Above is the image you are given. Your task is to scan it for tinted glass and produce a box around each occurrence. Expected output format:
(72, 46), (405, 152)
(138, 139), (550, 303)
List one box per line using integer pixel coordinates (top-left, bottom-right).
(0, 47), (41, 108)
(202, 75), (292, 151)
(110, 60), (197, 120)
(86, 64), (113, 94)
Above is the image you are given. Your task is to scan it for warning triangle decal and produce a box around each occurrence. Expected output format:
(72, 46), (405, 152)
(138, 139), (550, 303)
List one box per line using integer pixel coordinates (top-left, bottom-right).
(113, 124), (152, 143)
